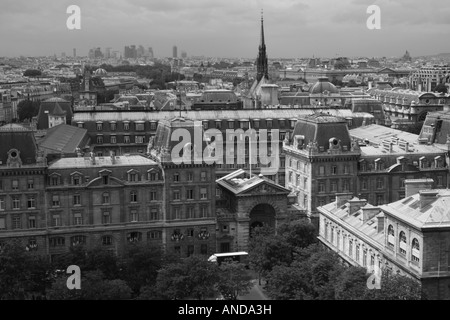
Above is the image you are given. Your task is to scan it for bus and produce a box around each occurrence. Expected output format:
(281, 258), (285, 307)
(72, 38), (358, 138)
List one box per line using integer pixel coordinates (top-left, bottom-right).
(208, 251), (249, 267)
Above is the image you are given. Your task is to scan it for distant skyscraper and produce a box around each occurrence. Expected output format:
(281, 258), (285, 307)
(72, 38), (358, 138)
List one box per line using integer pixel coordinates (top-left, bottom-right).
(137, 45), (145, 58)
(256, 10), (269, 82)
(105, 47), (111, 59)
(173, 46), (178, 58)
(73, 48), (76, 58)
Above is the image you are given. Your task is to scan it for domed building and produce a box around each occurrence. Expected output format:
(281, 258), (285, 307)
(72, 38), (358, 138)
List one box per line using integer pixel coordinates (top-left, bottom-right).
(309, 77), (339, 95)
(93, 68), (107, 76)
(308, 77), (342, 107)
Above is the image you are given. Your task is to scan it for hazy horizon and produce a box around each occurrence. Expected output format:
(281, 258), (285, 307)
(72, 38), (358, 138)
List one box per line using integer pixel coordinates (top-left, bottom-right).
(0, 0), (449, 59)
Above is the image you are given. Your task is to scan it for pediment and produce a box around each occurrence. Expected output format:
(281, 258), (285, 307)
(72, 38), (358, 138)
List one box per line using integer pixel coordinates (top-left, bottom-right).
(239, 180), (290, 196)
(86, 176), (125, 188)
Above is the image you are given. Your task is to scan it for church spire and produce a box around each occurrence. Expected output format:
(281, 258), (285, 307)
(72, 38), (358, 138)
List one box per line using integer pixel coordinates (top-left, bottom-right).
(256, 9), (269, 82)
(260, 9), (265, 47)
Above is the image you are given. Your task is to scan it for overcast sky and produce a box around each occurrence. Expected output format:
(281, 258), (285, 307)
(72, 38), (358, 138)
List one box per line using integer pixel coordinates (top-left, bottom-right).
(0, 0), (449, 59)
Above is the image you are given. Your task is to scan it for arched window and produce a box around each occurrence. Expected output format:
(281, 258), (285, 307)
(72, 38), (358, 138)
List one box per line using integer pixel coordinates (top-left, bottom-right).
(412, 238), (420, 263)
(387, 225), (395, 248)
(399, 231), (407, 255)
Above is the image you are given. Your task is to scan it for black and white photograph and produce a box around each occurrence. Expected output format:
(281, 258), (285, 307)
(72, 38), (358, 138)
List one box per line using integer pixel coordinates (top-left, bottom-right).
(0, 0), (449, 307)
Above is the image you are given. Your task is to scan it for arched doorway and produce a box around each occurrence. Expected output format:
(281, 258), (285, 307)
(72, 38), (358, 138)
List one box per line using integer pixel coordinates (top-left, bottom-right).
(249, 203), (276, 236)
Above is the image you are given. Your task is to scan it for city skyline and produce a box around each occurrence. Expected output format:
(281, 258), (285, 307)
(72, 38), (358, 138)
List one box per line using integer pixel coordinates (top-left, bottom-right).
(0, 0), (449, 59)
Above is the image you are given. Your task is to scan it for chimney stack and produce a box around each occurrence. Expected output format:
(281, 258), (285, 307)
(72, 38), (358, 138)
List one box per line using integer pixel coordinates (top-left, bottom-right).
(405, 178), (434, 197)
(90, 152), (96, 165)
(377, 212), (385, 233)
(348, 198), (367, 215)
(336, 193), (353, 208)
(419, 190), (439, 209)
(361, 204), (381, 224)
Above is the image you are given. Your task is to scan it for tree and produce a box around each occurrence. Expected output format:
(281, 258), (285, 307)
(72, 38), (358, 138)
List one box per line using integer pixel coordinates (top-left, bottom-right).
(150, 255), (220, 300)
(334, 267), (369, 300)
(0, 240), (52, 299)
(121, 243), (164, 294)
(23, 69), (42, 77)
(17, 100), (40, 121)
(364, 271), (423, 300)
(217, 260), (253, 300)
(46, 270), (132, 300)
(277, 219), (318, 251)
(435, 83), (448, 94)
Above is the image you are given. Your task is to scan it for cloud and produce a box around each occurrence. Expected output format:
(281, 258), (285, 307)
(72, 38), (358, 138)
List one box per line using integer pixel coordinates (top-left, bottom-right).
(0, 0), (449, 58)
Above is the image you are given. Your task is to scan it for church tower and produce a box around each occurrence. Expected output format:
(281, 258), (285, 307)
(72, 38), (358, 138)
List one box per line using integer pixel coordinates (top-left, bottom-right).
(256, 10), (269, 82)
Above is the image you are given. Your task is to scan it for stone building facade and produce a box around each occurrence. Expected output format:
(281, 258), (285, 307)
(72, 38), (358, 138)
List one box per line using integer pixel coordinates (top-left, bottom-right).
(318, 182), (450, 300)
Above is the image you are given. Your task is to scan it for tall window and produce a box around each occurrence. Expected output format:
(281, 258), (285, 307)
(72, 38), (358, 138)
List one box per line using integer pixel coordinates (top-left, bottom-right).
(27, 196), (36, 209)
(331, 166), (337, 175)
(201, 207), (208, 218)
(124, 136), (130, 144)
(173, 190), (180, 201)
(0, 197), (4, 211)
(200, 188), (207, 200)
(130, 210), (138, 222)
(376, 178), (384, 189)
(330, 181), (337, 193)
(319, 182), (325, 193)
(50, 176), (59, 186)
(319, 166), (325, 176)
(124, 122), (130, 131)
(102, 236), (112, 246)
(150, 191), (157, 201)
(399, 231), (407, 255)
(412, 239), (420, 263)
(200, 171), (207, 181)
(349, 240), (353, 257)
(102, 211), (111, 224)
(74, 213), (83, 226)
(27, 179), (34, 189)
(173, 173), (180, 182)
(187, 207), (194, 219)
(102, 192), (110, 204)
(52, 214), (61, 227)
(12, 216), (21, 229)
(174, 207), (181, 220)
(186, 189), (194, 200)
(28, 216), (36, 229)
(97, 136), (104, 144)
(363, 250), (367, 267)
(187, 172), (193, 182)
(12, 179), (19, 190)
(110, 122), (116, 131)
(356, 245), (360, 262)
(52, 195), (60, 207)
(387, 225), (395, 248)
(150, 208), (158, 220)
(110, 136), (117, 144)
(96, 122), (103, 131)
(130, 191), (138, 203)
(73, 194), (81, 206)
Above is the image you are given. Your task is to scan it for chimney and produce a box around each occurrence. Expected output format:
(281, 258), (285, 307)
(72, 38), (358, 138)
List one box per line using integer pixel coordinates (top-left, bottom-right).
(377, 212), (385, 233)
(336, 193), (353, 208)
(110, 150), (115, 165)
(348, 198), (367, 215)
(405, 178), (434, 197)
(90, 152), (96, 165)
(419, 190), (439, 209)
(361, 204), (380, 224)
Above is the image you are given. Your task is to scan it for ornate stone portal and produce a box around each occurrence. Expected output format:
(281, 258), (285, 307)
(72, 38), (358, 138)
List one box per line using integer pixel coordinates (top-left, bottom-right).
(216, 170), (305, 252)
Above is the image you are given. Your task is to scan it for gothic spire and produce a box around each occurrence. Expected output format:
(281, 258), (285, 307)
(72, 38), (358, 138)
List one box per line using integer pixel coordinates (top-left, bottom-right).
(256, 9), (269, 82)
(260, 9), (265, 48)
